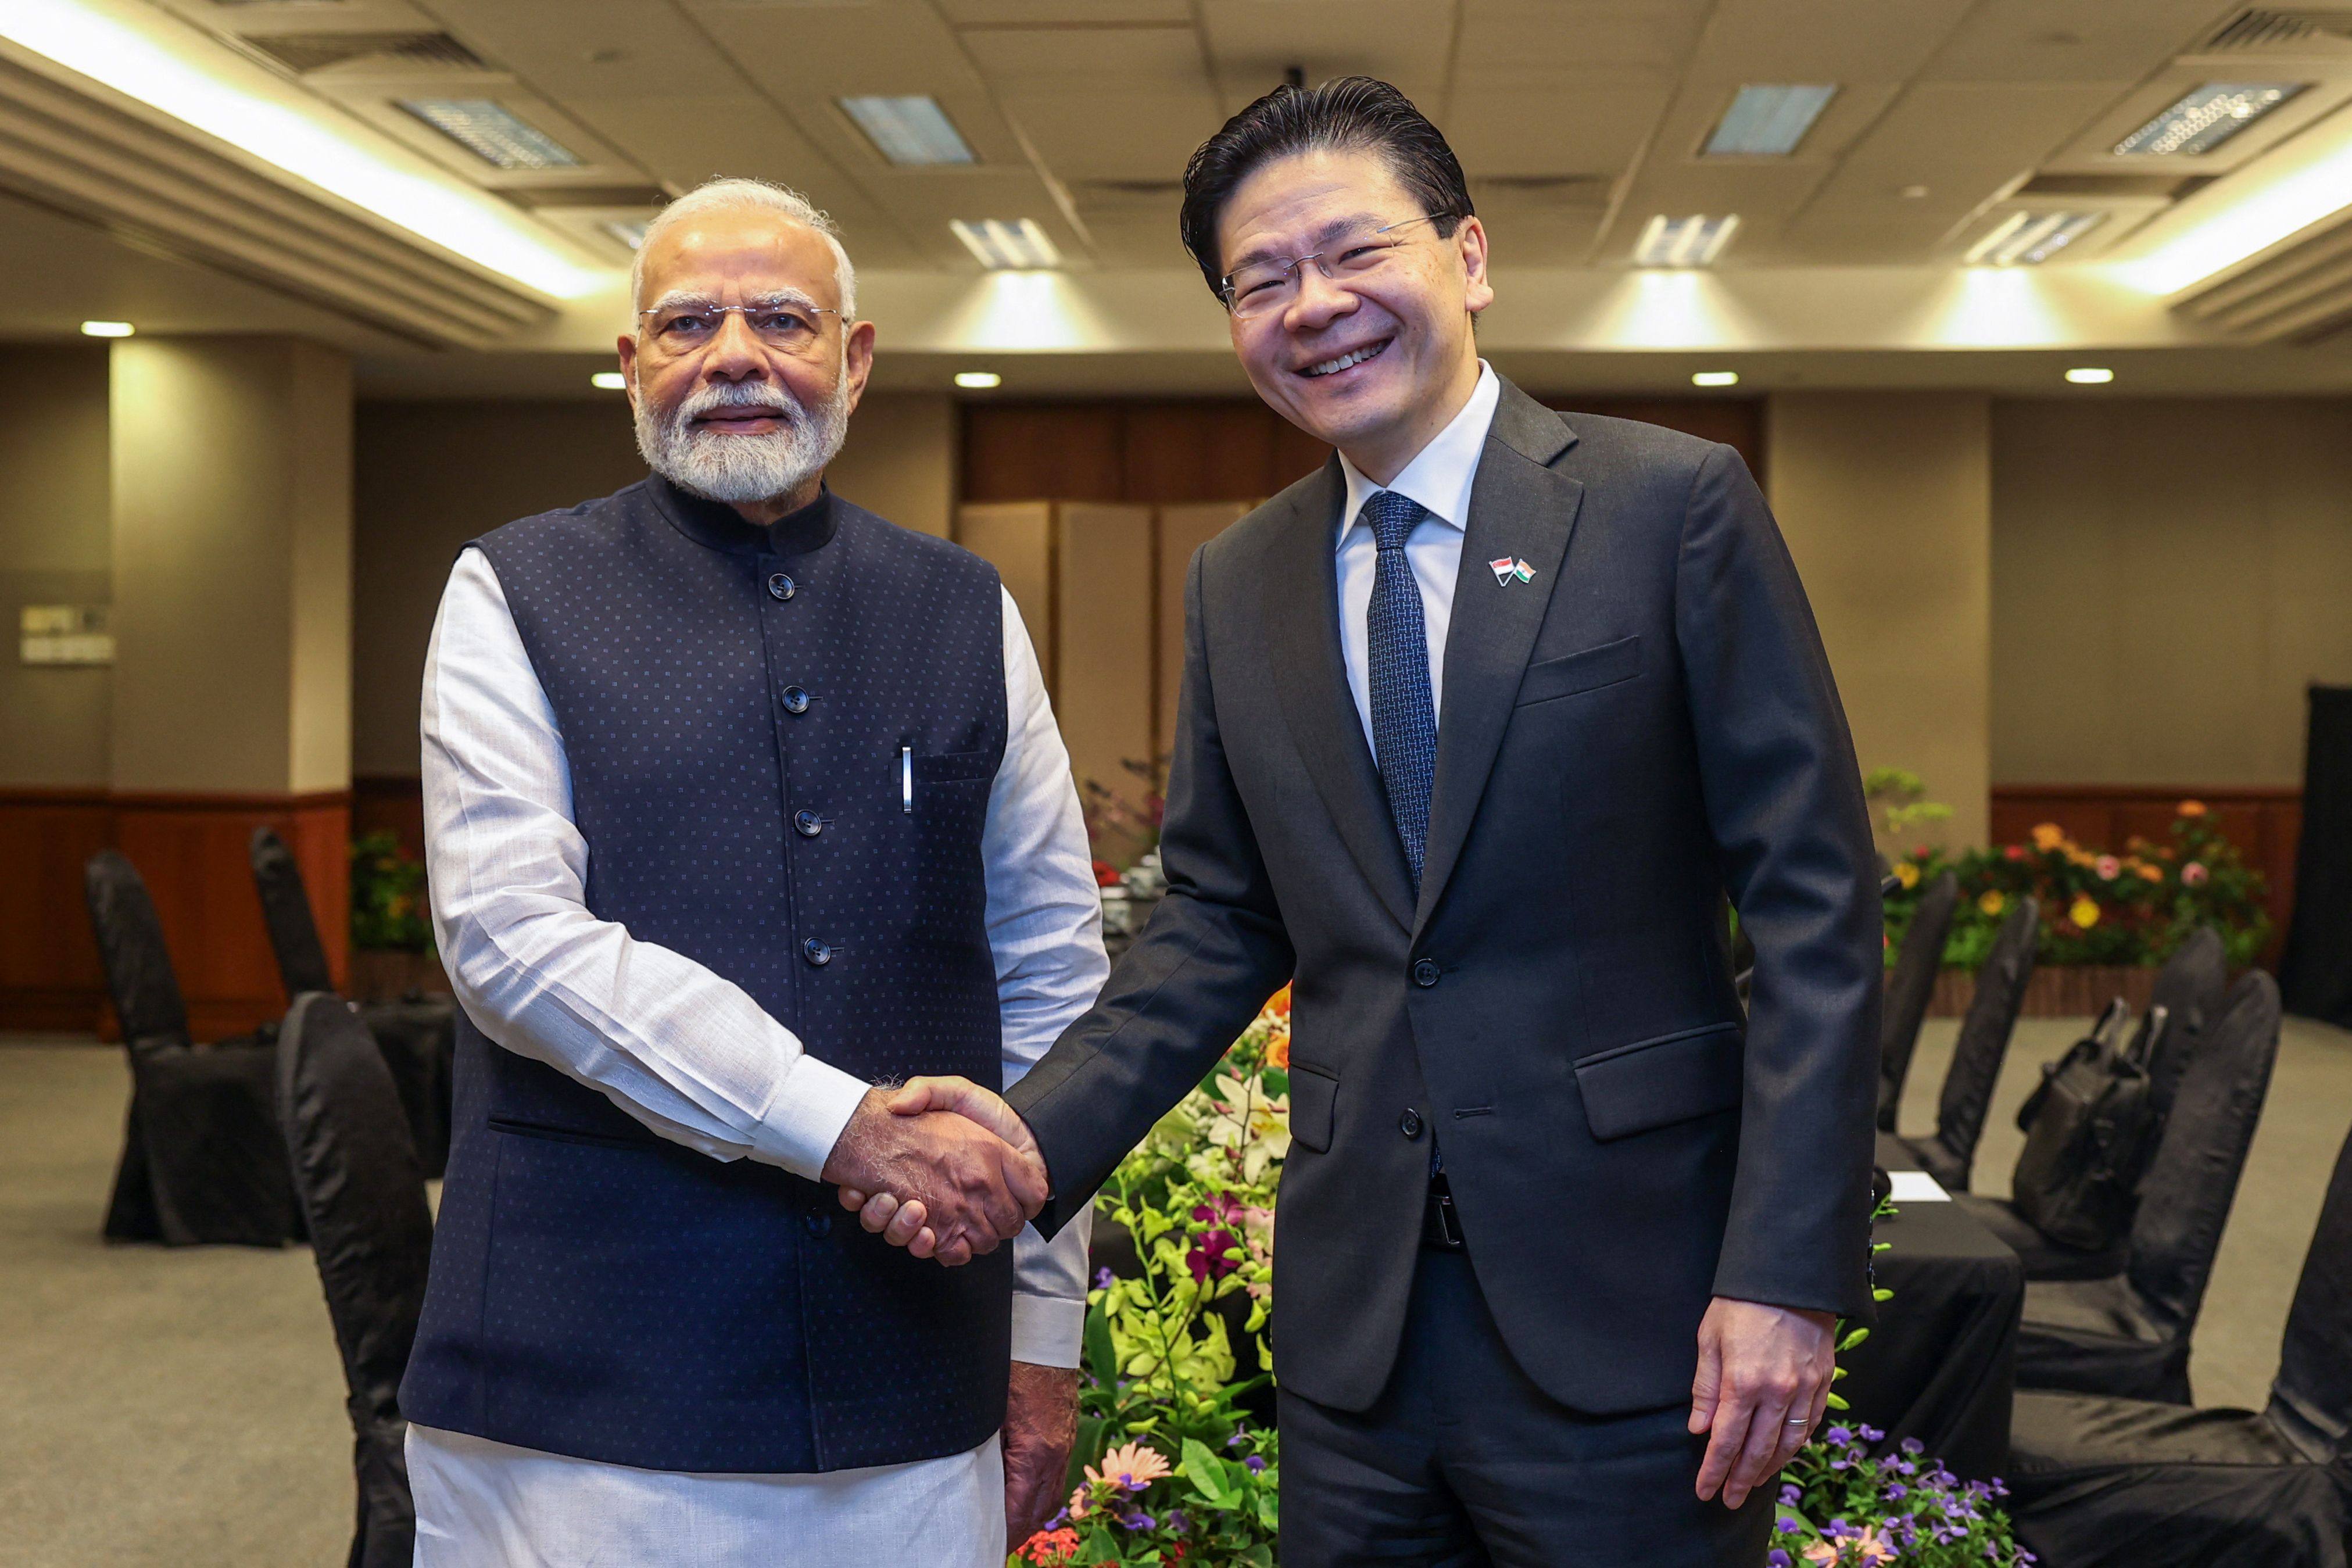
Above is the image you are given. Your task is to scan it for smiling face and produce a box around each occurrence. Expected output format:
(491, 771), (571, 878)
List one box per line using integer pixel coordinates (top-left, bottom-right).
(1216, 145), (1491, 484)
(616, 205), (876, 521)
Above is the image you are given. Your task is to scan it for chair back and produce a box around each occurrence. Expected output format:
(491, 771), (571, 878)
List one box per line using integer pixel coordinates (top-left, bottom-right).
(1930, 896), (2039, 1183)
(2131, 926), (2231, 1128)
(2269, 1121), (2352, 1460)
(2126, 971), (2280, 1339)
(249, 826), (336, 997)
(1878, 871), (1959, 1130)
(83, 850), (192, 1054)
(276, 992), (432, 1565)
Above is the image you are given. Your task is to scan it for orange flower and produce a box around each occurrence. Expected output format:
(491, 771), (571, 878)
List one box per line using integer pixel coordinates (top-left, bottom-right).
(1019, 1527), (1082, 1565)
(1267, 985), (1291, 1018)
(2178, 799), (2207, 817)
(1266, 1034), (1290, 1069)
(2030, 822), (2067, 851)
(1978, 890), (2006, 917)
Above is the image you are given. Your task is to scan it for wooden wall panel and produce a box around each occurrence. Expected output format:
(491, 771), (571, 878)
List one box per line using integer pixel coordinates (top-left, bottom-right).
(1055, 505), (1157, 832)
(1157, 503), (1248, 756)
(0, 789), (348, 1036)
(1990, 785), (2300, 968)
(956, 503), (1056, 685)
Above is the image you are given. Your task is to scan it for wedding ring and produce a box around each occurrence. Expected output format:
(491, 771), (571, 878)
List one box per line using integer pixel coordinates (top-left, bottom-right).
(1785, 1418), (1810, 1426)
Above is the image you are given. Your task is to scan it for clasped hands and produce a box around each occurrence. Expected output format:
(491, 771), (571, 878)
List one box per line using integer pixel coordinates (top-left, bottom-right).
(820, 1077), (1043, 1265)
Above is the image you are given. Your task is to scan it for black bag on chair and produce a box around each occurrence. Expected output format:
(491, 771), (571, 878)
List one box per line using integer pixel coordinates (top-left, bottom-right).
(86, 850), (300, 1247)
(278, 993), (435, 1568)
(2009, 998), (2160, 1252)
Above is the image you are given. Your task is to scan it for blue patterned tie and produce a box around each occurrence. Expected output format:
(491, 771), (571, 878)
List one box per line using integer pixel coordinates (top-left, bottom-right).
(1363, 491), (1438, 892)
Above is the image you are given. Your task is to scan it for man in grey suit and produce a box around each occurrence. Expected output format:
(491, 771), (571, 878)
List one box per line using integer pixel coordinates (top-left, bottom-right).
(843, 77), (1882, 1565)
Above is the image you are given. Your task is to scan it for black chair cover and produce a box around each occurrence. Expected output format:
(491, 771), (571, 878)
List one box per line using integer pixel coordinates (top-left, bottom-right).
(2281, 684), (2352, 1028)
(278, 993), (434, 1568)
(85, 850), (298, 1247)
(2133, 926), (2231, 1130)
(248, 827), (455, 1178)
(2004, 1122), (2352, 1567)
(250, 826), (336, 995)
(1954, 1191), (2127, 1281)
(2013, 973), (2282, 1404)
(1900, 896), (2038, 1192)
(1877, 871), (1959, 1132)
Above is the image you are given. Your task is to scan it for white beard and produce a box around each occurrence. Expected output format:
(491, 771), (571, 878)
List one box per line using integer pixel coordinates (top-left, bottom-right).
(635, 375), (850, 506)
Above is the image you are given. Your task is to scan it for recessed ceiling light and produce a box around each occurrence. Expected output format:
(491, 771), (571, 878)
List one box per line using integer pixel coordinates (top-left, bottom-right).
(399, 98), (583, 171)
(1966, 210), (2105, 266)
(80, 320), (134, 338)
(954, 371), (1002, 389)
(1634, 213), (1739, 267)
(2065, 367), (2114, 384)
(950, 219), (1061, 271)
(1692, 370), (1739, 387)
(2114, 83), (2304, 157)
(840, 95), (974, 166)
(1705, 85), (1837, 157)
(590, 371), (625, 390)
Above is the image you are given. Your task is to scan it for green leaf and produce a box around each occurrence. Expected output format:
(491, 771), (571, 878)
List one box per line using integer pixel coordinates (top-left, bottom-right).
(1084, 1299), (1119, 1388)
(1838, 1327), (1871, 1352)
(1066, 1414), (1106, 1495)
(1076, 1524), (1119, 1563)
(1825, 1391), (1849, 1411)
(1181, 1437), (1238, 1509)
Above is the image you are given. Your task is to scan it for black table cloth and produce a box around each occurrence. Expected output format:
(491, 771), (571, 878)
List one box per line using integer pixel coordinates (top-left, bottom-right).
(1838, 1132), (2027, 1480)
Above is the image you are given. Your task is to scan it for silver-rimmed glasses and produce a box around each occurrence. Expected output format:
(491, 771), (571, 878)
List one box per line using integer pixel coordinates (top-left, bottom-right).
(637, 296), (842, 356)
(1219, 213), (1456, 320)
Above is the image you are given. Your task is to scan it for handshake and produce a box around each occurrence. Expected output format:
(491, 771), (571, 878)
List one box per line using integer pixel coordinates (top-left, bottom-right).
(819, 1077), (1048, 1266)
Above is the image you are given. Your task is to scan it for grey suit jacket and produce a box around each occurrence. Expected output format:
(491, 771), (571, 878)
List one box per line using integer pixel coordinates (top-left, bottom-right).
(1009, 378), (1882, 1416)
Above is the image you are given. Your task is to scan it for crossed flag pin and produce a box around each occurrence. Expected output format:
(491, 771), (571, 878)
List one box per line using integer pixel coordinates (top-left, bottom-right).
(1488, 556), (1536, 586)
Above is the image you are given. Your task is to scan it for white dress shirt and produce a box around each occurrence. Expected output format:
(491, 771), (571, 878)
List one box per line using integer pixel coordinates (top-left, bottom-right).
(408, 542), (1105, 1566)
(1334, 359), (1501, 747)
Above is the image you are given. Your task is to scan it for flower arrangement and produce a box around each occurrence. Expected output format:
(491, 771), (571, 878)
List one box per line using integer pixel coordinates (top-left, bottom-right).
(350, 830), (434, 953)
(1772, 1426), (2034, 1566)
(1884, 801), (2268, 971)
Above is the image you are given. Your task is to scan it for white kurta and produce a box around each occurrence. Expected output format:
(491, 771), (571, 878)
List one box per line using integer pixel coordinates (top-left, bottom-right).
(408, 541), (1107, 1567)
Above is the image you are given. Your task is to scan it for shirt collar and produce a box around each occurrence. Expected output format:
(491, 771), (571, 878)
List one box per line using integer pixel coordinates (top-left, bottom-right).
(649, 475), (839, 557)
(1336, 360), (1501, 549)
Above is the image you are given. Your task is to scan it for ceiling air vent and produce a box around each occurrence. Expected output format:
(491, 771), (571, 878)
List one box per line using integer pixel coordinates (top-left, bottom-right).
(241, 31), (489, 76)
(2199, 8), (2352, 54)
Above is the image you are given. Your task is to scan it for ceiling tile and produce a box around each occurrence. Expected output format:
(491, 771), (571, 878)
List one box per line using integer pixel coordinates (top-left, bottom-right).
(1197, 0), (1458, 115)
(1923, 0), (2242, 84)
(1453, 0), (1711, 79)
(960, 23), (1208, 86)
(939, 0), (1193, 21)
(1445, 83), (1670, 179)
(1001, 90), (1223, 182)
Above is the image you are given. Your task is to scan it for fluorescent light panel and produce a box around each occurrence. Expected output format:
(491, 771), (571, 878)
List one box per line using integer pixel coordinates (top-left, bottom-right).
(2066, 367), (2114, 384)
(1966, 210), (2105, 266)
(81, 320), (134, 337)
(840, 96), (973, 166)
(954, 371), (1001, 389)
(1705, 85), (1837, 157)
(0, 0), (602, 297)
(1635, 213), (1739, 267)
(590, 371), (625, 390)
(2114, 83), (2304, 157)
(1692, 370), (1739, 387)
(400, 98), (581, 171)
(951, 219), (1061, 270)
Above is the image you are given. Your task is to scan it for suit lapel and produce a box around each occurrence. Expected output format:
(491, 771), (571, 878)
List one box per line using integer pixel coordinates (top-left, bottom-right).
(1413, 384), (1585, 933)
(1261, 459), (1417, 931)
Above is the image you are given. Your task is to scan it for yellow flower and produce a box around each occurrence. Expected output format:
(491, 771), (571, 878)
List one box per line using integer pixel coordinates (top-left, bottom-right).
(2135, 861), (2164, 883)
(1978, 890), (2006, 917)
(1892, 861), (1920, 890)
(2031, 822), (2067, 851)
(2070, 896), (2101, 929)
(1087, 1440), (1172, 1494)
(2178, 799), (2207, 818)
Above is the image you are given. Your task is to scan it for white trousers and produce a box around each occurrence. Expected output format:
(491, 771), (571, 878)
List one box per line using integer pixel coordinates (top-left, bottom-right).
(409, 1423), (1004, 1568)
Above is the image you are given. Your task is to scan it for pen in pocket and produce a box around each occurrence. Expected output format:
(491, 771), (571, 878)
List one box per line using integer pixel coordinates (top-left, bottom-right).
(901, 744), (912, 814)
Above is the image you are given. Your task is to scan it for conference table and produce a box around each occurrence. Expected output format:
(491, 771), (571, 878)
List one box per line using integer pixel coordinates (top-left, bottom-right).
(1837, 1132), (2029, 1480)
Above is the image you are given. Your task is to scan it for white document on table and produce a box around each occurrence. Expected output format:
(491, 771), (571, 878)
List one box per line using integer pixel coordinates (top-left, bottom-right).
(1888, 1170), (1952, 1203)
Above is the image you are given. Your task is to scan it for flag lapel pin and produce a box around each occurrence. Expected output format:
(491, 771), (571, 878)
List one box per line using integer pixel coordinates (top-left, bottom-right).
(1488, 556), (1518, 586)
(1513, 559), (1536, 583)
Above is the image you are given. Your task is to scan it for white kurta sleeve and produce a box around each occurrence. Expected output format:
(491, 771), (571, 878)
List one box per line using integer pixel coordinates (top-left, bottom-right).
(421, 548), (872, 1180)
(988, 586), (1109, 1369)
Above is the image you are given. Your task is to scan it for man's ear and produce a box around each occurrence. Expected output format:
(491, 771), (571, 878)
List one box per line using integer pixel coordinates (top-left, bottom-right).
(614, 333), (639, 413)
(1456, 216), (1495, 318)
(842, 318), (878, 417)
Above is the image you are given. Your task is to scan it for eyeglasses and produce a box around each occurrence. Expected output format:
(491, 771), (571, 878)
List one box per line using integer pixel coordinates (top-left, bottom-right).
(638, 297), (841, 355)
(1219, 213), (1456, 320)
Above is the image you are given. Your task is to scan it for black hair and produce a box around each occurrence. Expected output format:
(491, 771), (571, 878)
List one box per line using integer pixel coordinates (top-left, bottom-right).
(1179, 76), (1473, 300)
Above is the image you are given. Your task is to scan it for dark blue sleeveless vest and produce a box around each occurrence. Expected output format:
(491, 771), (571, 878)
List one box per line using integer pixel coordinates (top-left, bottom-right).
(400, 478), (1012, 1474)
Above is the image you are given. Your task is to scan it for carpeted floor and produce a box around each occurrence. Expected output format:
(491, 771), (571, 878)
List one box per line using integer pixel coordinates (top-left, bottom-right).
(2, 1012), (2347, 1566)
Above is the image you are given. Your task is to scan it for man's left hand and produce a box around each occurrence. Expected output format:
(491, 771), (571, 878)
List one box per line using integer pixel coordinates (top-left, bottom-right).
(1004, 1361), (1080, 1551)
(1688, 1297), (1837, 1509)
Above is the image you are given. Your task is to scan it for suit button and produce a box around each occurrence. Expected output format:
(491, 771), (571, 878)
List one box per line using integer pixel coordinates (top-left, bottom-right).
(805, 1211), (832, 1237)
(1400, 1108), (1424, 1140)
(781, 686), (811, 715)
(803, 937), (833, 966)
(1412, 958), (1441, 988)
(767, 572), (796, 602)
(794, 810), (824, 837)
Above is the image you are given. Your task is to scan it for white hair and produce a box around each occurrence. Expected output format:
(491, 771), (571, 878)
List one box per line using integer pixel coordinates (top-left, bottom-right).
(631, 177), (857, 320)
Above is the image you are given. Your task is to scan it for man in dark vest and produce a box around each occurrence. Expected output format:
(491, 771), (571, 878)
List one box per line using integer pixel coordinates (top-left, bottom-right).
(849, 80), (1882, 1566)
(400, 177), (1099, 1566)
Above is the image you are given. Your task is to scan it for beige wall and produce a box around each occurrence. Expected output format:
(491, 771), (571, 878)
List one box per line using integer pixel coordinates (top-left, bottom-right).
(1767, 392), (1993, 849)
(350, 391), (958, 777)
(1991, 397), (2352, 788)
(0, 345), (112, 786)
(110, 336), (352, 794)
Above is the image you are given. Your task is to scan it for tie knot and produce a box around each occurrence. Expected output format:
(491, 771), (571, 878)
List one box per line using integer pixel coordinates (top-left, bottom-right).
(1361, 491), (1424, 553)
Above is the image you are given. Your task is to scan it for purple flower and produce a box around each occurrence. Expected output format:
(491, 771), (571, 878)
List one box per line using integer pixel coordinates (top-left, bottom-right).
(1122, 1511), (1155, 1531)
(1857, 1423), (1885, 1444)
(1900, 1437), (1925, 1455)
(1243, 1455), (1266, 1473)
(1093, 1266), (1115, 1291)
(1882, 1484), (1907, 1502)
(1164, 1509), (1190, 1534)
(1824, 1426), (1853, 1446)
(1225, 1431), (1244, 1448)
(1778, 1483), (1801, 1506)
(1767, 1552), (1792, 1568)
(1776, 1516), (1802, 1535)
